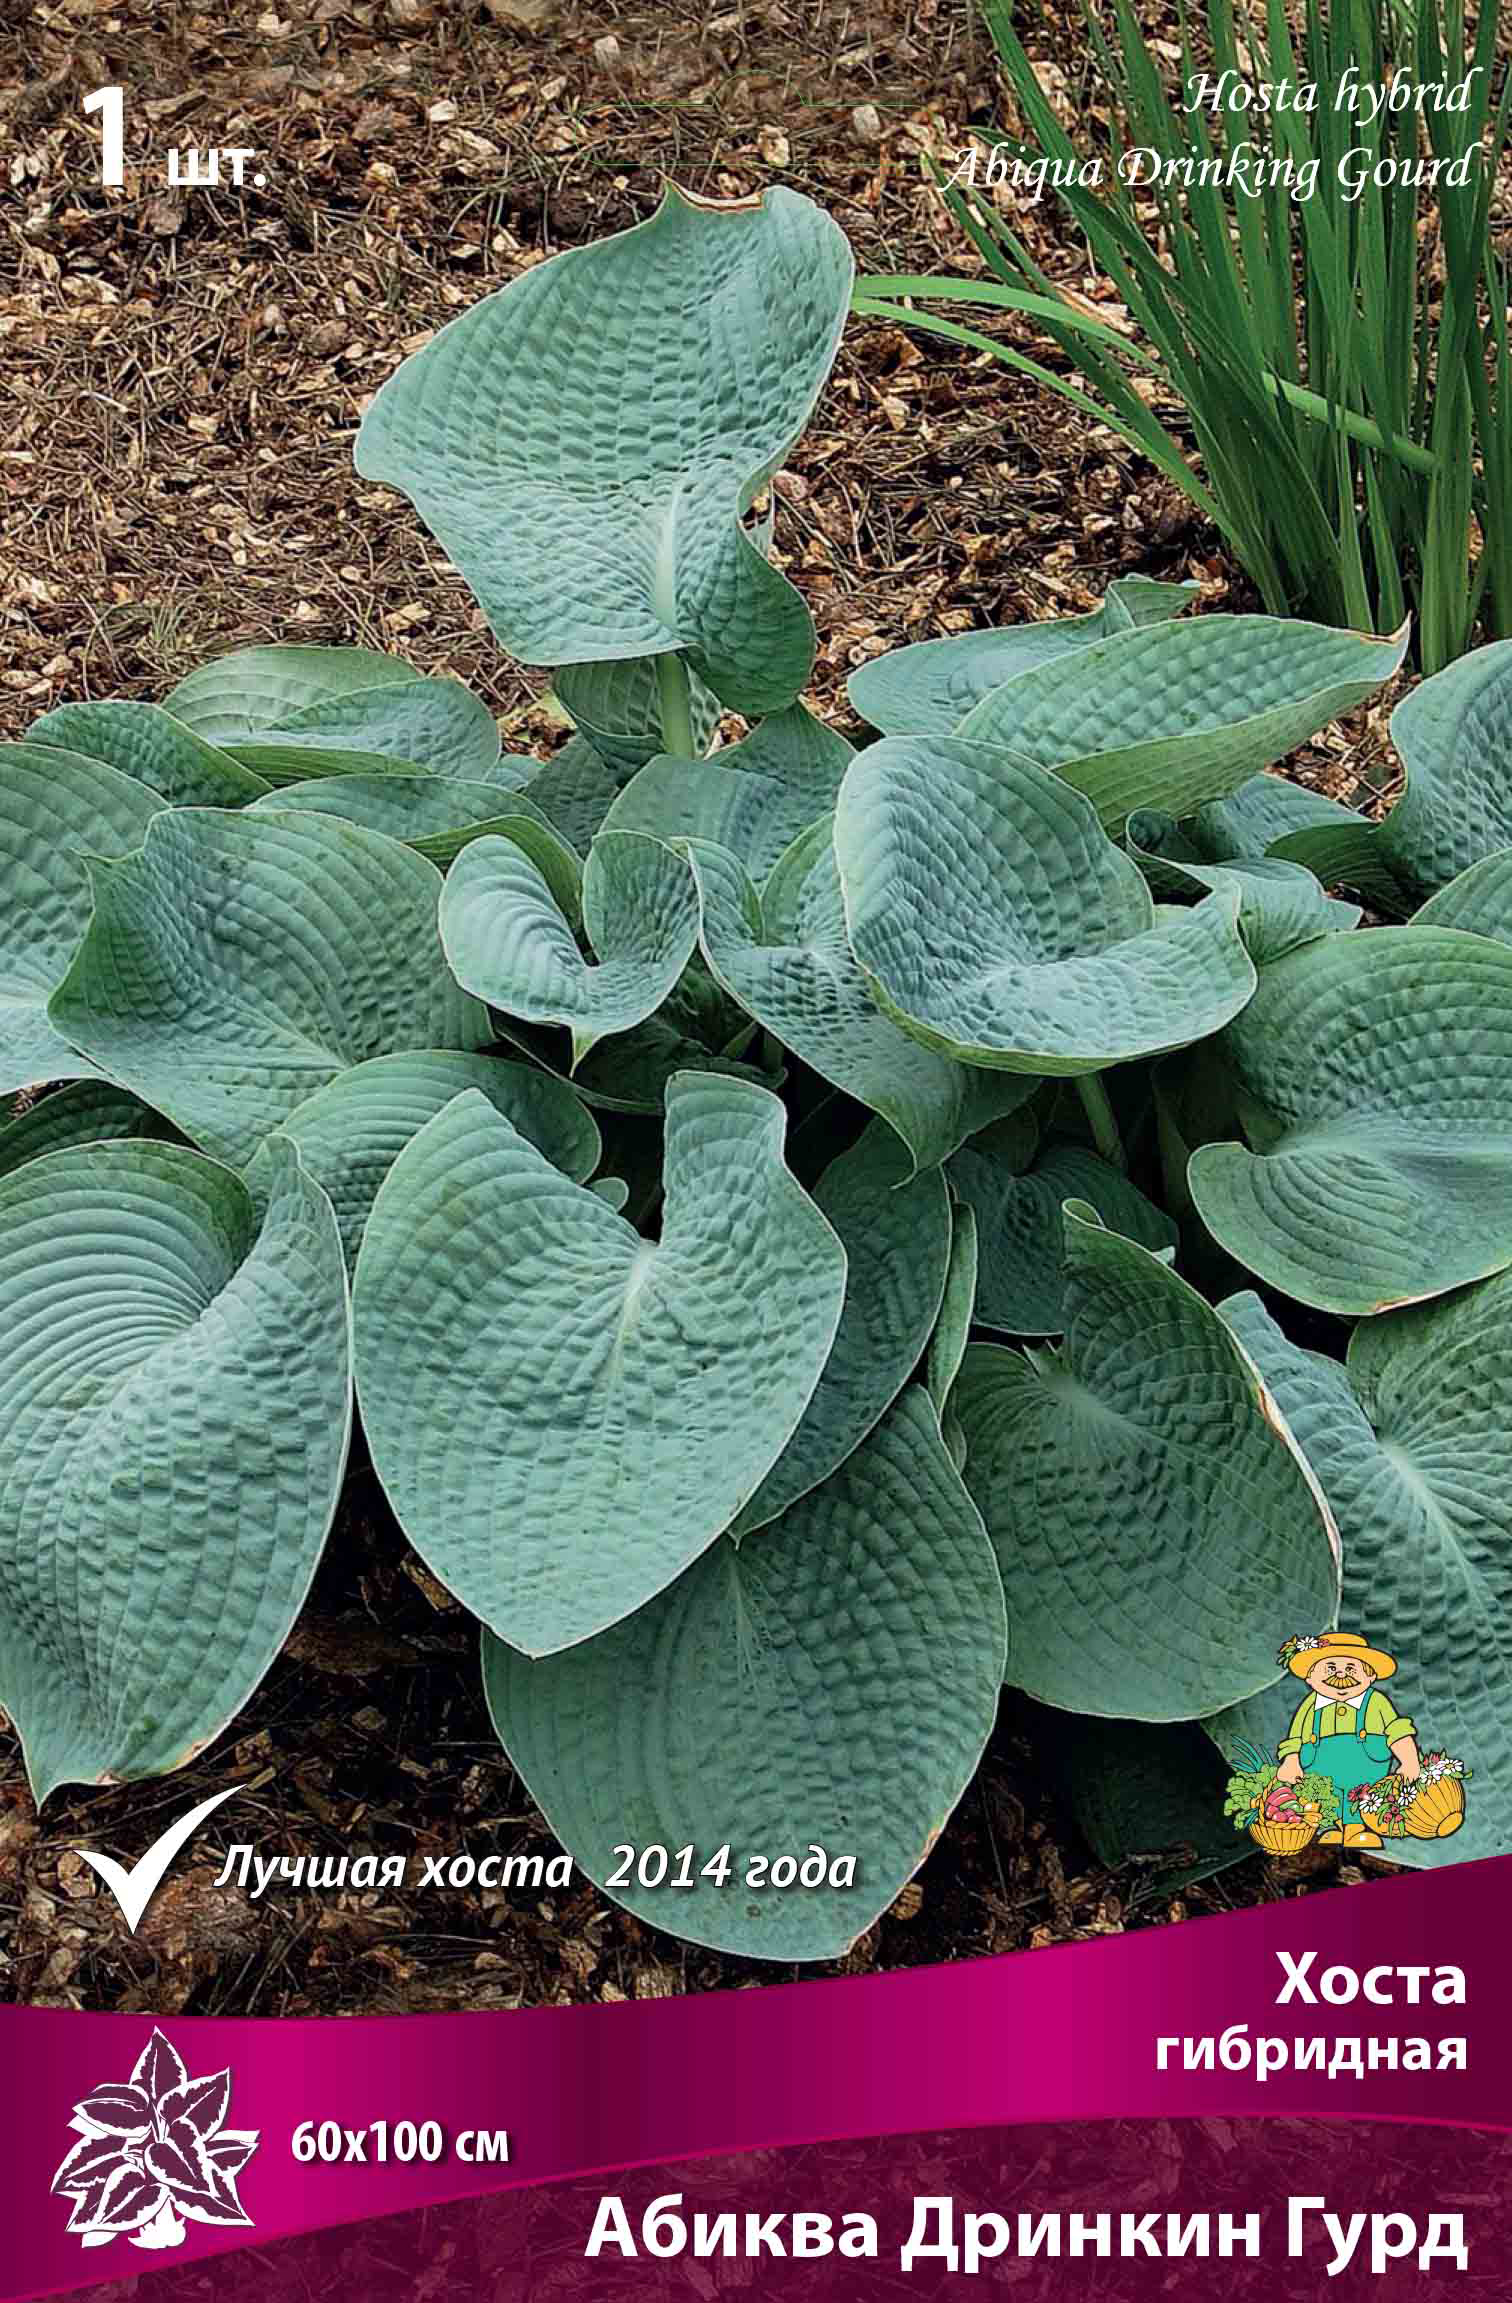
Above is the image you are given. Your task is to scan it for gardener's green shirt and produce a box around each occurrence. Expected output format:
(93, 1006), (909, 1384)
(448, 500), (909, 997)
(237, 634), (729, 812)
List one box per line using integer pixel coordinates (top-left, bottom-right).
(1278, 1689), (1414, 1758)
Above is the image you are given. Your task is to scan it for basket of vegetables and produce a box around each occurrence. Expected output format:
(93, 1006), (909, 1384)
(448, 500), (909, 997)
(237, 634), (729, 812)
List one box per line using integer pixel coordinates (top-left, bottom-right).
(1351, 1753), (1469, 1842)
(1224, 1745), (1340, 1853)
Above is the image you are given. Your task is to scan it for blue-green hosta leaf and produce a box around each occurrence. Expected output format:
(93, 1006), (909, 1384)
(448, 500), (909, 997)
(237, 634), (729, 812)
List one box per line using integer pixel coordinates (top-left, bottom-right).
(241, 674), (503, 780)
(1, 744), (164, 1095)
(354, 1074), (846, 1655)
(689, 828), (1034, 1171)
(1188, 926), (1512, 1315)
(49, 808), (488, 1167)
(1030, 1704), (1246, 1887)
(953, 1210), (1339, 1719)
(492, 1008), (780, 1115)
(0, 1082), (178, 1182)
(928, 1198), (978, 1414)
(355, 187), (854, 715)
(27, 701), (269, 806)
(834, 736), (1255, 1074)
(1414, 849), (1512, 944)
(1190, 773), (1407, 913)
(250, 1050), (600, 1269)
(248, 775), (575, 877)
(0, 1138), (350, 1800)
(956, 617), (1409, 833)
(948, 1120), (1177, 1335)
(163, 644), (419, 745)
(732, 1122), (950, 1535)
(1216, 1288), (1512, 1867)
(440, 830), (697, 1065)
(483, 1389), (1006, 1959)
(847, 577), (1200, 737)
(553, 657), (722, 773)
(226, 740), (432, 788)
(1380, 639), (1512, 893)
(603, 707), (854, 884)
(522, 738), (624, 854)
(1127, 808), (1357, 963)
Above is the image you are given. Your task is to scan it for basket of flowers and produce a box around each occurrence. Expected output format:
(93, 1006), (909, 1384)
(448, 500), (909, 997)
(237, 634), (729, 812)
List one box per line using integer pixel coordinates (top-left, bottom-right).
(1352, 1753), (1469, 1842)
(1224, 1744), (1340, 1854)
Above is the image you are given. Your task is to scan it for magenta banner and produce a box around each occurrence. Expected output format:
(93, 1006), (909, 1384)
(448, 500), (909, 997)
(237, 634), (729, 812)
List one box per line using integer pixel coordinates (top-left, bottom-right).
(6, 1857), (1506, 2301)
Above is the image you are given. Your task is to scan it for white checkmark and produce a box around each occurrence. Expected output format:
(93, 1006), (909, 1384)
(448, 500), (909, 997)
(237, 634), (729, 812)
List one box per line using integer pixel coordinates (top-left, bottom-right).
(76, 1783), (243, 1934)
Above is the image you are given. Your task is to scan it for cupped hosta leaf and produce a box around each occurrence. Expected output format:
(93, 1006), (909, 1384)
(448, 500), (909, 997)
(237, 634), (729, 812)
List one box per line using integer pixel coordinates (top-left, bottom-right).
(0, 1082), (178, 1182)
(440, 830), (698, 1064)
(354, 1074), (847, 1655)
(1127, 808), (1357, 963)
(603, 706), (854, 883)
(27, 701), (269, 806)
(250, 1050), (600, 1268)
(163, 645), (418, 745)
(1415, 849), (1512, 944)
(956, 617), (1409, 833)
(248, 775), (569, 875)
(1215, 1287), (1512, 1866)
(847, 577), (1199, 737)
(356, 187), (853, 715)
(50, 807), (488, 1166)
(239, 674), (503, 780)
(483, 1388), (1006, 1959)
(1380, 638), (1512, 893)
(834, 736), (1255, 1073)
(1190, 772), (1408, 913)
(948, 1118), (1177, 1335)
(1, 744), (164, 1095)
(494, 1009), (780, 1115)
(953, 1210), (1339, 1719)
(554, 657), (721, 773)
(1187, 926), (1512, 1314)
(689, 828), (1034, 1171)
(522, 737), (624, 854)
(0, 1137), (350, 1799)
(928, 1198), (978, 1414)
(732, 1122), (950, 1534)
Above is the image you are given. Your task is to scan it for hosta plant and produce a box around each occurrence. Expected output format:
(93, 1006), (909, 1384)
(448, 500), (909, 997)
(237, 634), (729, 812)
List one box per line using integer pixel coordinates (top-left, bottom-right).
(3, 185), (1510, 1962)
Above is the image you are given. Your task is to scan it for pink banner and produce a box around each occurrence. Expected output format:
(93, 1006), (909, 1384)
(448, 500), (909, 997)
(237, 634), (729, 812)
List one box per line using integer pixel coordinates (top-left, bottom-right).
(6, 1856), (1506, 2300)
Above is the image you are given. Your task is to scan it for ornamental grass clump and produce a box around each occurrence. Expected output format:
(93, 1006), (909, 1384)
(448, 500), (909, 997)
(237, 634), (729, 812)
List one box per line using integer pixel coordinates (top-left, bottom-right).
(1, 186), (1509, 1960)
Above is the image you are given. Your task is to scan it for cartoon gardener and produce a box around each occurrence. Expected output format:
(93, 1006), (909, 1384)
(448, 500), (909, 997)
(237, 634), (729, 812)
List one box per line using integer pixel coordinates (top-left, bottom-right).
(1275, 1632), (1420, 1851)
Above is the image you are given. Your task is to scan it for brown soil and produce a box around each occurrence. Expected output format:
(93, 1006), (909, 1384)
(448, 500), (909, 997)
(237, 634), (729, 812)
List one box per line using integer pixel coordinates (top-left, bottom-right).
(0, 0), (1400, 2018)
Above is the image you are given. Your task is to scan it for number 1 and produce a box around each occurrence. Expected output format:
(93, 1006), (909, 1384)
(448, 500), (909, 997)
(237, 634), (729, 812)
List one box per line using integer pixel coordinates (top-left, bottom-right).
(83, 86), (125, 187)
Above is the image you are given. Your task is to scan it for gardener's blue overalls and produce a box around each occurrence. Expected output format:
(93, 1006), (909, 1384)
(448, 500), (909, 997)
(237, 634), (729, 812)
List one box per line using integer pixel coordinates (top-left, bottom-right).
(1299, 1696), (1390, 1811)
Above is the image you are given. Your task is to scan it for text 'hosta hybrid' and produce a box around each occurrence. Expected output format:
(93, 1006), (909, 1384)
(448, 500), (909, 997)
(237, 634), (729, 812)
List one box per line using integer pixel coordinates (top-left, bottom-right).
(3, 184), (1508, 1959)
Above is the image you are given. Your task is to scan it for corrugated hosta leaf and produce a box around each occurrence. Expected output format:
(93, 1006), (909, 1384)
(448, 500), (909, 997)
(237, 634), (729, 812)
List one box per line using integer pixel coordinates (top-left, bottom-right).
(27, 702), (270, 806)
(355, 187), (853, 715)
(955, 617), (1409, 833)
(248, 1050), (601, 1268)
(0, 1083), (178, 1182)
(234, 673), (503, 779)
(954, 1210), (1339, 1719)
(1215, 1287), (1512, 1866)
(553, 657), (721, 773)
(440, 830), (698, 1064)
(1188, 926), (1512, 1314)
(928, 1198), (978, 1414)
(732, 1122), (950, 1535)
(603, 706), (854, 883)
(163, 645), (418, 745)
(846, 577), (1199, 737)
(248, 775), (568, 874)
(1190, 772), (1408, 914)
(521, 738), (624, 854)
(1415, 849), (1512, 944)
(1127, 808), (1357, 963)
(1, 744), (164, 1095)
(689, 828), (1035, 1171)
(49, 807), (489, 1166)
(1380, 638), (1512, 893)
(948, 1117), (1177, 1335)
(0, 1138), (349, 1800)
(834, 736), (1255, 1073)
(483, 1388), (1006, 1959)
(354, 1074), (846, 1655)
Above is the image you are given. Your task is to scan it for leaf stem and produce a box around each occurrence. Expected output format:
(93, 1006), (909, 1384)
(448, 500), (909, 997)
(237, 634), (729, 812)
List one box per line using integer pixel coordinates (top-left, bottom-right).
(1075, 1072), (1126, 1170)
(655, 650), (695, 757)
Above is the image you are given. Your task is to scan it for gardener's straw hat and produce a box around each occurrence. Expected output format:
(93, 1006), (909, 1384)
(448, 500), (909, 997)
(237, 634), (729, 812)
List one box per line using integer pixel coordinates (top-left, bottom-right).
(1288, 1630), (1396, 1681)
